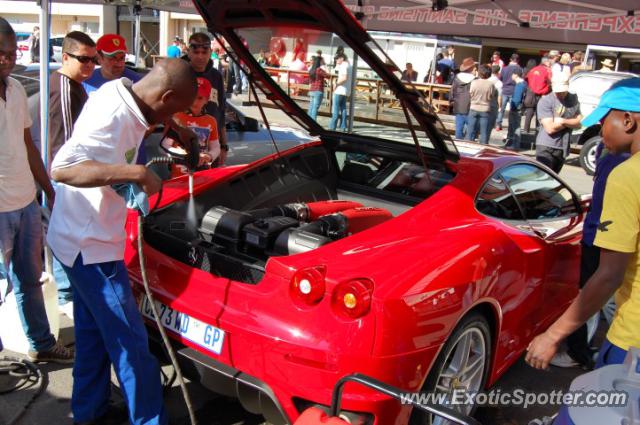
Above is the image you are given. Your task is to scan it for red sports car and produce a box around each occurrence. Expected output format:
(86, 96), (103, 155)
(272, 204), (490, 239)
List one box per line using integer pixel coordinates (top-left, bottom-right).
(125, 1), (585, 424)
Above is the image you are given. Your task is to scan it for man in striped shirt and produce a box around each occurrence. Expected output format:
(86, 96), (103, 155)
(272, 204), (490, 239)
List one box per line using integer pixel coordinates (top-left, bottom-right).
(47, 31), (97, 317)
(48, 31), (96, 162)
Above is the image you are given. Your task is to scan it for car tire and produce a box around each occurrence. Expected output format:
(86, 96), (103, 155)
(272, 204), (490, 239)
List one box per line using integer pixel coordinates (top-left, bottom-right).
(409, 313), (491, 425)
(579, 136), (600, 176)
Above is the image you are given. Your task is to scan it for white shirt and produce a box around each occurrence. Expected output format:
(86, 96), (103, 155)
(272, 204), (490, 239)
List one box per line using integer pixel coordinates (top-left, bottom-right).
(47, 78), (149, 267)
(0, 77), (35, 213)
(334, 61), (352, 96)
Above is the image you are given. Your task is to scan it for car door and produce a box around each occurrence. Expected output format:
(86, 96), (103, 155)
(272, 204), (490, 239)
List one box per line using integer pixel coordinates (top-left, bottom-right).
(499, 163), (583, 329)
(476, 171), (547, 347)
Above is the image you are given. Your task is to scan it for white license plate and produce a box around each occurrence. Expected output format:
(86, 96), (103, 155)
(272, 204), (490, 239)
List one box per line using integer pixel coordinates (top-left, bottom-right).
(140, 296), (225, 355)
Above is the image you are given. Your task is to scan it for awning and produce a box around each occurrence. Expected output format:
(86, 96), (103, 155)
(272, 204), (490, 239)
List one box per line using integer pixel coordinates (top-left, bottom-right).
(343, 0), (640, 48)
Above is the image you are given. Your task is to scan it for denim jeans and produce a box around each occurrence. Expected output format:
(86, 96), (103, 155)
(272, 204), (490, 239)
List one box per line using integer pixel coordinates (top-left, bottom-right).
(308, 90), (324, 120)
(0, 201), (55, 351)
(496, 94), (512, 128)
(454, 113), (468, 139)
(466, 110), (490, 144)
(329, 94), (347, 131)
(507, 107), (522, 149)
(61, 254), (167, 424)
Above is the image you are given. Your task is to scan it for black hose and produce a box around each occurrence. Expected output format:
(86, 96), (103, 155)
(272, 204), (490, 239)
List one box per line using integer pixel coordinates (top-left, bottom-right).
(0, 356), (47, 425)
(146, 157), (173, 212)
(137, 215), (198, 425)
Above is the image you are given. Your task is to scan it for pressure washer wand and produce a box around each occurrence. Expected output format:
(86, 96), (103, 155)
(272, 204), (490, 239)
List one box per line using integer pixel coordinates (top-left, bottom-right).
(162, 126), (200, 195)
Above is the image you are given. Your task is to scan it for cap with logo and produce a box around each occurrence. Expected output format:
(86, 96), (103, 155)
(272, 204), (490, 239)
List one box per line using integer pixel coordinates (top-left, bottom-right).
(96, 34), (128, 55)
(582, 77), (640, 127)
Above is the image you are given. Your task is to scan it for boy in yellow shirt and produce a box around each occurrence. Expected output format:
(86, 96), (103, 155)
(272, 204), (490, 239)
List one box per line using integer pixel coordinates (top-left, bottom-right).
(526, 77), (640, 369)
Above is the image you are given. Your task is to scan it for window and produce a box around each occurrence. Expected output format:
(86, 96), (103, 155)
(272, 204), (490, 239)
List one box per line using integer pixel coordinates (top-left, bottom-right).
(236, 26), (453, 154)
(335, 150), (453, 199)
(476, 175), (523, 220)
(500, 164), (578, 220)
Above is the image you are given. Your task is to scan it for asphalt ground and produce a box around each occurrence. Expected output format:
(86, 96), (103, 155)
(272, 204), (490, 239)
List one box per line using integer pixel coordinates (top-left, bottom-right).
(0, 101), (597, 425)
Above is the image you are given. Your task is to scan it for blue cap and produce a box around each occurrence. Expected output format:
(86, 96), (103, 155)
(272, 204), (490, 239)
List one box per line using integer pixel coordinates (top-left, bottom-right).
(582, 77), (640, 127)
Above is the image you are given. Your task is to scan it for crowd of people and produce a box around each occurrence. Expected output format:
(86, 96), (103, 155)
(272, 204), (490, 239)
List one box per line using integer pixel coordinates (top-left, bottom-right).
(447, 49), (589, 163)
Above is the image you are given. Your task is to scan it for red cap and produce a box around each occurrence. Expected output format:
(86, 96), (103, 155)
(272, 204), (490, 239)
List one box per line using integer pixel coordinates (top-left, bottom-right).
(196, 77), (212, 98)
(96, 34), (128, 55)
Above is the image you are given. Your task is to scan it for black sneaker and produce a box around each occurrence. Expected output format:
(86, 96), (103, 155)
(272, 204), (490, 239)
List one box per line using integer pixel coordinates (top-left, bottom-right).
(27, 340), (74, 364)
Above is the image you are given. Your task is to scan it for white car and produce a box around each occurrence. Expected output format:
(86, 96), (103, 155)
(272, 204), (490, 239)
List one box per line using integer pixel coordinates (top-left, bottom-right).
(569, 70), (636, 175)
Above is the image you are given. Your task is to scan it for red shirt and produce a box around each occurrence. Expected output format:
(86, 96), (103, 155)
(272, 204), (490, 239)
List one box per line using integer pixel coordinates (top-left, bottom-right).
(309, 68), (330, 92)
(526, 65), (551, 95)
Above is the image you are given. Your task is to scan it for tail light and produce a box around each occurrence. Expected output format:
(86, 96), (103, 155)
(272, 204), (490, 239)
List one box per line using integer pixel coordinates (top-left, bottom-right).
(18, 45), (29, 51)
(331, 279), (374, 319)
(290, 266), (326, 306)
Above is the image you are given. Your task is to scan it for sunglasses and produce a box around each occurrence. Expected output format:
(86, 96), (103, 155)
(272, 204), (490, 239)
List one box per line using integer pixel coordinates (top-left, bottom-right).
(189, 43), (211, 51)
(65, 52), (99, 65)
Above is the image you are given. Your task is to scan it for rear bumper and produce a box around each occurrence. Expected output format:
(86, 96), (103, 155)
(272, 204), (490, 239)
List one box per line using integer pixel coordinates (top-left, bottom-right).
(146, 326), (291, 424)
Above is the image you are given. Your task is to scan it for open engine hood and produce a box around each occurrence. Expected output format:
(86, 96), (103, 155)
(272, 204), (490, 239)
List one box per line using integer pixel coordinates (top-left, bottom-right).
(192, 0), (458, 162)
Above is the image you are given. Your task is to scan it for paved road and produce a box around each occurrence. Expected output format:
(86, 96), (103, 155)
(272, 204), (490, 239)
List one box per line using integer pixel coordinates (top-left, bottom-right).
(0, 102), (596, 425)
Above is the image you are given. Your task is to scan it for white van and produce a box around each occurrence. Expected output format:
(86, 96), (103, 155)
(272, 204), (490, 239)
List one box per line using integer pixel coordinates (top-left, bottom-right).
(569, 70), (636, 175)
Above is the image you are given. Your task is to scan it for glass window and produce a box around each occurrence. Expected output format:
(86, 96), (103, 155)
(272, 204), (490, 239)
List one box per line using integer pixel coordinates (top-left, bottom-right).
(335, 150), (454, 199)
(235, 27), (452, 153)
(500, 164), (578, 220)
(476, 175), (524, 221)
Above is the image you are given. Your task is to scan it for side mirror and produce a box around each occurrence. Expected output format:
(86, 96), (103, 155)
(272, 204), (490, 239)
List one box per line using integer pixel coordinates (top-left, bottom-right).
(242, 116), (259, 132)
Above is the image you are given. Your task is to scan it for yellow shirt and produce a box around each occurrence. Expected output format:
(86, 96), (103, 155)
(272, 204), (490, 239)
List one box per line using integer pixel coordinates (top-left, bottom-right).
(594, 152), (640, 350)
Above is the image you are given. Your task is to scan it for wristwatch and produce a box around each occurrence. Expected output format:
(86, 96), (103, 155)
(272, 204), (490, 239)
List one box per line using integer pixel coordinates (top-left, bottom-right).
(220, 144), (229, 151)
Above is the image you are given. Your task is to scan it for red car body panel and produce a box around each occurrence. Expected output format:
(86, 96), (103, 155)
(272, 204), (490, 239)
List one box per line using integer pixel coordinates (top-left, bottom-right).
(126, 140), (582, 423)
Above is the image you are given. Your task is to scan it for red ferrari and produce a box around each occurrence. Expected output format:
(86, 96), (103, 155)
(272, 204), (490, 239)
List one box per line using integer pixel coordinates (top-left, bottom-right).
(125, 1), (585, 424)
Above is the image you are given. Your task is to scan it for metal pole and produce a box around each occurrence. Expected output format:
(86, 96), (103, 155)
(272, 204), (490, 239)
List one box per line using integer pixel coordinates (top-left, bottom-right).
(347, 53), (358, 133)
(38, 0), (51, 170)
(134, 1), (142, 66)
(38, 0), (56, 320)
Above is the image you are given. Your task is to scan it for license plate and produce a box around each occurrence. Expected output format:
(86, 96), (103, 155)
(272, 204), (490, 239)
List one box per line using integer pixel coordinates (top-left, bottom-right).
(139, 296), (225, 355)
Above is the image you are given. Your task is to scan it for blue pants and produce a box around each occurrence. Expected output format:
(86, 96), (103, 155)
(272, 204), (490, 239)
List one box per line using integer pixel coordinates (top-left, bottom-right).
(308, 90), (324, 120)
(454, 113), (468, 139)
(53, 256), (73, 305)
(507, 108), (522, 149)
(329, 93), (347, 131)
(60, 254), (166, 425)
(496, 94), (512, 127)
(594, 338), (627, 369)
(0, 201), (55, 351)
(466, 110), (490, 144)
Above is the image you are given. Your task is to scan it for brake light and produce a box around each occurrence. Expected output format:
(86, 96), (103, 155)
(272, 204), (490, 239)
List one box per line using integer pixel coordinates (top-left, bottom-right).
(290, 266), (326, 306)
(18, 45), (29, 51)
(331, 279), (374, 319)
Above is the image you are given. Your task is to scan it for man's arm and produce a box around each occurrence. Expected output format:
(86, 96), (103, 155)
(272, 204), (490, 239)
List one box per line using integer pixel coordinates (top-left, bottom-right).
(525, 249), (629, 370)
(52, 161), (161, 195)
(24, 128), (55, 204)
(539, 117), (565, 134)
(562, 114), (583, 129)
(218, 126), (228, 165)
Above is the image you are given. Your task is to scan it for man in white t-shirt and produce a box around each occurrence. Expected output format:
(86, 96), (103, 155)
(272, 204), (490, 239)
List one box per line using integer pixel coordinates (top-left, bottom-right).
(47, 59), (197, 425)
(329, 52), (351, 131)
(0, 17), (74, 363)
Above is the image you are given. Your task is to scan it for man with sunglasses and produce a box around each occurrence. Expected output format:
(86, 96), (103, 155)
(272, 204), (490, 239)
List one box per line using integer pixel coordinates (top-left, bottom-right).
(48, 31), (97, 162)
(183, 32), (229, 165)
(46, 30), (97, 319)
(83, 33), (141, 95)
